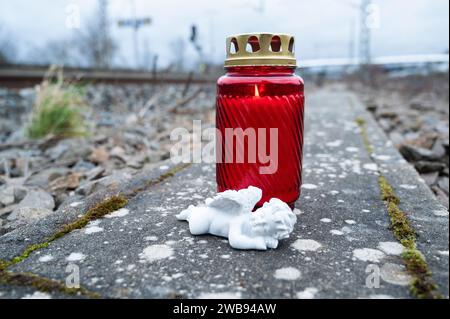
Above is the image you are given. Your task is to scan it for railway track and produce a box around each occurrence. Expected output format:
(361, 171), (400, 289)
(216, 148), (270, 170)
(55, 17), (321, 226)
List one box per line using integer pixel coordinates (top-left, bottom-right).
(0, 65), (218, 88)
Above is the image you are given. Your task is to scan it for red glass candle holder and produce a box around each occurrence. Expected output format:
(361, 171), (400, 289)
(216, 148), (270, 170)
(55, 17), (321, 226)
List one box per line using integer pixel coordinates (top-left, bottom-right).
(216, 33), (305, 208)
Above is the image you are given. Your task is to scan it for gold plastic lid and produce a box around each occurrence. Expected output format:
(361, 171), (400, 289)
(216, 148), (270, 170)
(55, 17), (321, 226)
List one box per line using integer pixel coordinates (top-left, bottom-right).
(224, 32), (296, 68)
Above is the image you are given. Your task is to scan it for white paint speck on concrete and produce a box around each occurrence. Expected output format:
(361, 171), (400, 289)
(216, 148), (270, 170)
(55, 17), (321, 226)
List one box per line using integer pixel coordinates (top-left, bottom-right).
(145, 236), (158, 241)
(105, 208), (129, 218)
(377, 242), (404, 256)
(139, 244), (173, 263)
(69, 201), (83, 208)
(345, 147), (359, 153)
(363, 163), (378, 171)
(433, 210), (449, 217)
(375, 155), (391, 161)
(330, 230), (344, 236)
(221, 254), (231, 259)
(438, 250), (449, 256)
(85, 226), (104, 234)
(292, 239), (322, 252)
(326, 140), (343, 148)
(320, 218), (332, 223)
(38, 255), (53, 262)
(352, 248), (385, 263)
(274, 267), (301, 281)
(400, 184), (417, 190)
(66, 252), (86, 262)
(345, 219), (356, 225)
(296, 287), (318, 299)
(302, 184), (318, 190)
(381, 263), (412, 286)
(22, 291), (52, 299)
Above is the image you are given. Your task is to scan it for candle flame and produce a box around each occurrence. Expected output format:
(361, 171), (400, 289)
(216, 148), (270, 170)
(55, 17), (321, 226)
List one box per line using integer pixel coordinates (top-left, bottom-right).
(254, 85), (260, 97)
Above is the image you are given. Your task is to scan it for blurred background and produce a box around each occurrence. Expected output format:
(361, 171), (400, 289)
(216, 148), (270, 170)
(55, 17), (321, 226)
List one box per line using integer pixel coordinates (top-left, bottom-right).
(0, 0), (448, 72)
(0, 1), (448, 235)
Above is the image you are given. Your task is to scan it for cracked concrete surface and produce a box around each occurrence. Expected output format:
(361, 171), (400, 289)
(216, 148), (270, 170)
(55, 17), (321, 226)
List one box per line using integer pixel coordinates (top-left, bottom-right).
(0, 87), (448, 299)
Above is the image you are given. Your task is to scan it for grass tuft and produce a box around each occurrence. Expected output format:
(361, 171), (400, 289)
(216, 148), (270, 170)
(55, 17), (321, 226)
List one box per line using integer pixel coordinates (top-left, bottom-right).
(26, 67), (88, 139)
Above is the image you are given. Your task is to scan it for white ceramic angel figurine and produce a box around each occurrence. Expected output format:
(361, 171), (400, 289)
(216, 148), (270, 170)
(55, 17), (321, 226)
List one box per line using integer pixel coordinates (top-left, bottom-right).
(176, 186), (297, 250)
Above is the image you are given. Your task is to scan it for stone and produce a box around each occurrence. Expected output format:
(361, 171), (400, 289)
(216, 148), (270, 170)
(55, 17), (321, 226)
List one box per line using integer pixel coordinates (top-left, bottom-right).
(415, 161), (446, 174)
(54, 192), (69, 209)
(431, 140), (447, 159)
(76, 171), (133, 196)
(7, 207), (54, 225)
(25, 167), (70, 188)
(0, 204), (17, 217)
(399, 144), (440, 162)
(16, 189), (55, 211)
(381, 263), (412, 286)
(45, 139), (92, 163)
(421, 172), (439, 187)
(0, 186), (15, 206)
(110, 146), (126, 158)
(85, 166), (105, 181)
(72, 160), (96, 172)
(89, 147), (109, 164)
(49, 173), (81, 191)
(438, 177), (449, 195)
(432, 186), (449, 209)
(14, 187), (28, 202)
(389, 131), (404, 145)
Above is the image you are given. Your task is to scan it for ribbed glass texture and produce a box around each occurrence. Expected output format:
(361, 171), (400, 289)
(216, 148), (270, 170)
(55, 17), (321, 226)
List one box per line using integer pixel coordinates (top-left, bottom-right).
(216, 66), (305, 208)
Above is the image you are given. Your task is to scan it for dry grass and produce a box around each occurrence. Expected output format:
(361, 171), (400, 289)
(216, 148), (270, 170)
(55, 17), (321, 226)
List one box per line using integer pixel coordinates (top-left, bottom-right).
(26, 66), (88, 139)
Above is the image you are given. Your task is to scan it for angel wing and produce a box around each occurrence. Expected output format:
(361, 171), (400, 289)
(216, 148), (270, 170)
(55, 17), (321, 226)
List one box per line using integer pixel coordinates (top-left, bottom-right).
(206, 186), (262, 215)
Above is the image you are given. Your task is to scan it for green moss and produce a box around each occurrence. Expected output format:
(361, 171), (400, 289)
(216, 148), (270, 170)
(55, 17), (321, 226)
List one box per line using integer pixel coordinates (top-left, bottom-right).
(377, 175), (441, 298)
(402, 249), (441, 299)
(379, 176), (401, 205)
(129, 163), (192, 197)
(49, 195), (128, 241)
(147, 163), (191, 186)
(379, 176), (416, 248)
(0, 260), (10, 272)
(355, 116), (441, 299)
(2, 195), (128, 273)
(355, 117), (374, 154)
(10, 243), (50, 266)
(0, 270), (100, 299)
(0, 163), (191, 297)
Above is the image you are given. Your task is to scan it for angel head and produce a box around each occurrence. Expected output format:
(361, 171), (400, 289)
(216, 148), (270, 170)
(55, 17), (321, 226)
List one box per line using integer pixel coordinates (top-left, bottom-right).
(250, 198), (297, 239)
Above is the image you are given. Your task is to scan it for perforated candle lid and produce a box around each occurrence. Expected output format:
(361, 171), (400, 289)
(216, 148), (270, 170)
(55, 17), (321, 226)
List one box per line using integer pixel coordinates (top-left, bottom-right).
(224, 33), (296, 68)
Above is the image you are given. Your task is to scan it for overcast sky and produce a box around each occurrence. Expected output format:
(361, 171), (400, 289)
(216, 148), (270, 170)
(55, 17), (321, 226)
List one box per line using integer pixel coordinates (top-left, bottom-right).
(0, 0), (448, 68)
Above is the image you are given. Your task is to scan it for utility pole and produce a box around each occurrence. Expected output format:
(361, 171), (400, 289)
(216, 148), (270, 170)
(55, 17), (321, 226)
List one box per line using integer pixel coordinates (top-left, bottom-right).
(359, 0), (371, 65)
(348, 19), (355, 63)
(118, 0), (152, 68)
(98, 0), (109, 68)
(257, 0), (265, 13)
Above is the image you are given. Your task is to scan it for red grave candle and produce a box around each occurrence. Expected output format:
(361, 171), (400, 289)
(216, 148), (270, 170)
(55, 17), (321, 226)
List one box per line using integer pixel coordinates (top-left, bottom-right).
(216, 33), (305, 208)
